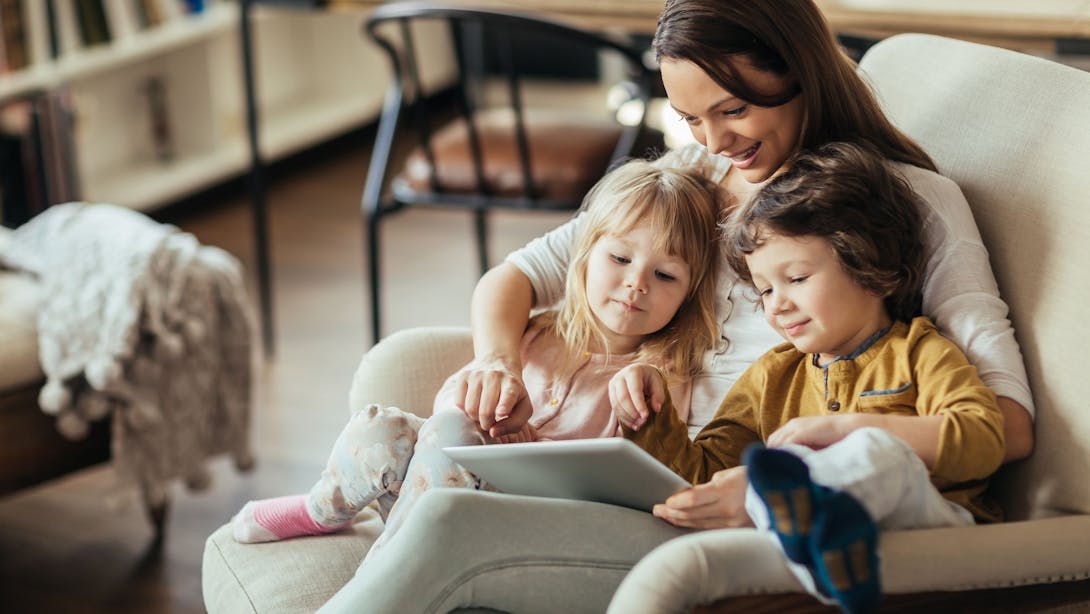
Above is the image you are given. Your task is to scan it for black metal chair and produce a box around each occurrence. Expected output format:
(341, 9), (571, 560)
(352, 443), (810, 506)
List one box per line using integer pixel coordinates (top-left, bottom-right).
(362, 1), (657, 342)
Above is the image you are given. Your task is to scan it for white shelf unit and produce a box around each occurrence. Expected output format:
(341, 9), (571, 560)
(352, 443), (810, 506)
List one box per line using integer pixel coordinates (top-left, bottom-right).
(0, 0), (400, 212)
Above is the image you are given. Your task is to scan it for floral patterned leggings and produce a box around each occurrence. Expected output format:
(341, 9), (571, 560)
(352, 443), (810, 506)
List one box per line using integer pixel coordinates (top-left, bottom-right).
(305, 404), (491, 561)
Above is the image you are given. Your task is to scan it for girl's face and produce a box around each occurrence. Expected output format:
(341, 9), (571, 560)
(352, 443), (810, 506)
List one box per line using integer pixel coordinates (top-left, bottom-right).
(584, 220), (692, 354)
(745, 232), (890, 366)
(661, 57), (804, 184)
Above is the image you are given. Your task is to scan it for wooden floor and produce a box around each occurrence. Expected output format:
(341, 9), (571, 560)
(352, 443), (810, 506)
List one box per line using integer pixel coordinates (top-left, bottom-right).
(0, 132), (568, 613)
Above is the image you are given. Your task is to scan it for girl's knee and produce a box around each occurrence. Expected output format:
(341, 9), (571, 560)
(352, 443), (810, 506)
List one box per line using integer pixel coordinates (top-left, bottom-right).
(418, 410), (485, 449)
(343, 404), (423, 443)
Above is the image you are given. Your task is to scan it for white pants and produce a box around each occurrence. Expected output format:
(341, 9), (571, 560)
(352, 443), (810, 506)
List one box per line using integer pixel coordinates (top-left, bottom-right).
(743, 427), (974, 605)
(744, 426), (974, 533)
(608, 428), (977, 614)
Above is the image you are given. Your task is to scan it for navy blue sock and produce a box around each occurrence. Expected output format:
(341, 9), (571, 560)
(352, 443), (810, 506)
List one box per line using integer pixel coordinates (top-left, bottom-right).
(744, 445), (817, 564)
(808, 490), (882, 614)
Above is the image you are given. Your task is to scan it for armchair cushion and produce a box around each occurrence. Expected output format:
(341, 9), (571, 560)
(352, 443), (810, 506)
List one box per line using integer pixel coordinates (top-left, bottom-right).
(202, 327), (472, 613)
(0, 226), (42, 393)
(0, 270), (41, 393)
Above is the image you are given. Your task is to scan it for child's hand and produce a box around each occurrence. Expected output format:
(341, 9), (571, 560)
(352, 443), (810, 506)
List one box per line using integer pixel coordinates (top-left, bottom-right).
(652, 466), (753, 529)
(609, 363), (666, 431)
(495, 424), (538, 444)
(768, 415), (858, 449)
(454, 356), (529, 436)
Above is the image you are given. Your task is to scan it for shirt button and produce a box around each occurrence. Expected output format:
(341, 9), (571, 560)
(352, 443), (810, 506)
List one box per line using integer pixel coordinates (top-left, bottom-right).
(549, 398), (559, 406)
(827, 400), (841, 412)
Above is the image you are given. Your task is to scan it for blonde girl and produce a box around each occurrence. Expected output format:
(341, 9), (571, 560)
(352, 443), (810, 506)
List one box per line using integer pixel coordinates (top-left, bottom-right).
(230, 156), (722, 561)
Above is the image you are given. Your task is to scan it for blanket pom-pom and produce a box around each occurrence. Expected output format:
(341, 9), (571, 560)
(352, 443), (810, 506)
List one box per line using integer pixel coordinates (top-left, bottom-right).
(127, 400), (162, 428)
(39, 379), (71, 415)
(86, 357), (122, 389)
(82, 393), (112, 420)
(184, 318), (206, 343)
(158, 331), (185, 358)
(185, 467), (212, 491)
(235, 449), (256, 472)
(57, 411), (89, 440)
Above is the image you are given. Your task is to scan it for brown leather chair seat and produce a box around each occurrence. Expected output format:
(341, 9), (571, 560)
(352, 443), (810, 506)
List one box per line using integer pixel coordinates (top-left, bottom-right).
(399, 108), (624, 204)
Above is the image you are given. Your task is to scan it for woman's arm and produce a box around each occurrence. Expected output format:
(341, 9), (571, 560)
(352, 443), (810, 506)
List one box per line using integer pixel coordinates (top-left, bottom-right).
(998, 396), (1034, 461)
(906, 166), (1035, 460)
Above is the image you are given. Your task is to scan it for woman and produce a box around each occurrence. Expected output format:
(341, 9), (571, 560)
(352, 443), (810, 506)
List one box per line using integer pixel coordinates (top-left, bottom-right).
(319, 1), (1034, 611)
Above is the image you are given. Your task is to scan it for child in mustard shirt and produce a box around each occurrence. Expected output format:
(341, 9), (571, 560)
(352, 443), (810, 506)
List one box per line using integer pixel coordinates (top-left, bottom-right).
(617, 142), (1005, 614)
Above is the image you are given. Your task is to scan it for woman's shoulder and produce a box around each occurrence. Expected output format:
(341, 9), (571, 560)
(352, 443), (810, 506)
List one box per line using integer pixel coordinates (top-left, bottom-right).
(890, 162), (967, 208)
(889, 162), (983, 234)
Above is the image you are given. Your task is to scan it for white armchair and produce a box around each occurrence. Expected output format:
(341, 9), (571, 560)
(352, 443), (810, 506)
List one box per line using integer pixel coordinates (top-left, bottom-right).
(202, 34), (1090, 612)
(610, 33), (1090, 611)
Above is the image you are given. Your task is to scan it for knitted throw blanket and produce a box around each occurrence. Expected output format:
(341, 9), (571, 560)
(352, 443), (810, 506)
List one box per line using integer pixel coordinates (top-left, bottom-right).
(0, 203), (255, 505)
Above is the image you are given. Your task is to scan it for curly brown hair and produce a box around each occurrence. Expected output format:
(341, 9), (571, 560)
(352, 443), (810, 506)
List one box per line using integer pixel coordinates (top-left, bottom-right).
(723, 141), (926, 322)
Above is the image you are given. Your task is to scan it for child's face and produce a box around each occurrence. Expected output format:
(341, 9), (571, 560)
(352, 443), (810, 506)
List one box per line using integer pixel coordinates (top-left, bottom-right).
(585, 220), (693, 354)
(746, 233), (891, 365)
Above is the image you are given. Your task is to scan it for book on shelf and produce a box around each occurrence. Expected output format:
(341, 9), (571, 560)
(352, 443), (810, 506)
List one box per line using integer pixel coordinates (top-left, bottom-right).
(0, 91), (79, 227)
(74, 0), (113, 47)
(132, 0), (164, 30)
(0, 0), (29, 72)
(21, 0), (50, 66)
(103, 0), (136, 41)
(51, 0), (83, 57)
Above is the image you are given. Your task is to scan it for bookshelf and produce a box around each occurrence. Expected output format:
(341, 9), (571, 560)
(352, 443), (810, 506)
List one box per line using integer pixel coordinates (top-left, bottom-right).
(0, 0), (393, 213)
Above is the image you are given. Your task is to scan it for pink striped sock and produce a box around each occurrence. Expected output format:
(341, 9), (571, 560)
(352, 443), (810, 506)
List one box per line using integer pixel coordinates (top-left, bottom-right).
(232, 494), (349, 543)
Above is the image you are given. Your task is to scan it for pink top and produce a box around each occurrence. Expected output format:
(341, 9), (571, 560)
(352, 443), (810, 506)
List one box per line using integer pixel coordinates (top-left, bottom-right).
(433, 321), (691, 441)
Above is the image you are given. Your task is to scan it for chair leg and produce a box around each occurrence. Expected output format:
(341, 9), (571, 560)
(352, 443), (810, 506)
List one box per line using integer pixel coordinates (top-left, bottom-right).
(143, 491), (169, 543)
(367, 212), (382, 344)
(474, 209), (489, 276)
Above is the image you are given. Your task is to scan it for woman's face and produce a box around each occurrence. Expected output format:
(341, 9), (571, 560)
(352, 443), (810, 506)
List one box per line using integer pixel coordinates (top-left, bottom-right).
(660, 57), (804, 184)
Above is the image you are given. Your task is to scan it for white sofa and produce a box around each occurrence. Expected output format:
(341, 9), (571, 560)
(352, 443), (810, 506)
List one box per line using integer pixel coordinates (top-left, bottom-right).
(202, 33), (1090, 612)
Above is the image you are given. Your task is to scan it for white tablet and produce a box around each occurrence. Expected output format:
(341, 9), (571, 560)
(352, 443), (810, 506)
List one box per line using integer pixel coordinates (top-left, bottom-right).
(442, 438), (689, 512)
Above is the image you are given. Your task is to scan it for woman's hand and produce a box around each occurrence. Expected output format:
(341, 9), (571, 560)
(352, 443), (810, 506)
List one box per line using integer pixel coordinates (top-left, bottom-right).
(454, 356), (529, 437)
(652, 466), (753, 529)
(609, 363), (666, 431)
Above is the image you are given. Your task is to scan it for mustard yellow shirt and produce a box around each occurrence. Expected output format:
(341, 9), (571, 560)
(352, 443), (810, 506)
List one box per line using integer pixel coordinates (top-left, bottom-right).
(627, 317), (1005, 522)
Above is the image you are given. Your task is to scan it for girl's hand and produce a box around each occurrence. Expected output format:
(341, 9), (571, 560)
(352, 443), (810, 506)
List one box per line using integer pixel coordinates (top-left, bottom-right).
(609, 363), (666, 431)
(496, 423), (538, 444)
(767, 414), (860, 449)
(454, 356), (528, 437)
(652, 466), (753, 529)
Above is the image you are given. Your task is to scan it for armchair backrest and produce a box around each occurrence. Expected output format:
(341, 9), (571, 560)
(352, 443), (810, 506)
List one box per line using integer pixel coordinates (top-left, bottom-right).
(859, 34), (1090, 521)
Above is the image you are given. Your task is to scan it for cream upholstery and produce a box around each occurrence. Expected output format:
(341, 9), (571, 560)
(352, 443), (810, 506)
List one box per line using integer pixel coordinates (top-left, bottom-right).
(202, 327), (473, 613)
(608, 34), (1090, 610)
(0, 227), (42, 393)
(860, 34), (1090, 522)
(202, 34), (1090, 612)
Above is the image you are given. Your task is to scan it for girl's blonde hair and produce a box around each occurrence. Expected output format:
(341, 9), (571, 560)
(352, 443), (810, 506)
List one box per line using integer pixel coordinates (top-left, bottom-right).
(543, 156), (721, 380)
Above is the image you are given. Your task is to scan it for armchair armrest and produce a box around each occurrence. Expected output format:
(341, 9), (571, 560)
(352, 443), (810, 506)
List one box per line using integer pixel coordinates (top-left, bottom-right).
(349, 326), (473, 420)
(610, 515), (1090, 612)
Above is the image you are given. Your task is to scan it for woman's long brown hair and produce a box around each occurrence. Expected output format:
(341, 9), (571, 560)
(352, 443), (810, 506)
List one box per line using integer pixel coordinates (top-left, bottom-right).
(653, 0), (936, 172)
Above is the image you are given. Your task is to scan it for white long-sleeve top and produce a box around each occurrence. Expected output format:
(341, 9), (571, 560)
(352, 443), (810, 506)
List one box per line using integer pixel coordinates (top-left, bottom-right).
(506, 145), (1034, 439)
